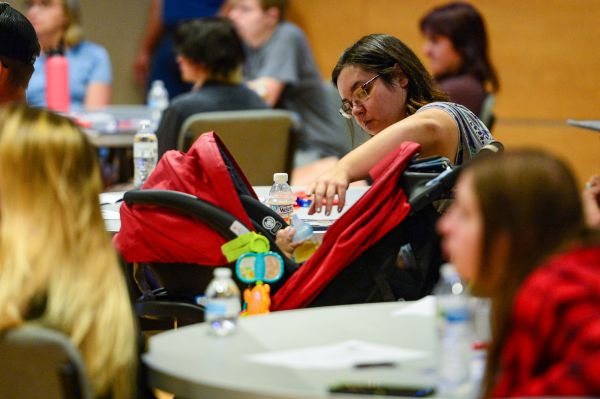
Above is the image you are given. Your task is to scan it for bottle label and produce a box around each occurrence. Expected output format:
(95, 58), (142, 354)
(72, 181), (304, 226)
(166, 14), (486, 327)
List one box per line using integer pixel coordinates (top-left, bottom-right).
(134, 141), (157, 158)
(205, 298), (241, 321)
(270, 204), (294, 223)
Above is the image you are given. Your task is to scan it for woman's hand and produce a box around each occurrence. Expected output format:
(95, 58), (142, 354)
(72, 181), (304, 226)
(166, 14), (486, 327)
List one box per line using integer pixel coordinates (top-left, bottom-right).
(307, 163), (351, 215)
(583, 175), (600, 228)
(275, 227), (298, 259)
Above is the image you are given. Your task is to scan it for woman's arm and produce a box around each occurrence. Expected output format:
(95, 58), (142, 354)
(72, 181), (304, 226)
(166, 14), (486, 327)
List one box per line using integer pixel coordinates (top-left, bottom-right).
(133, 0), (164, 87)
(84, 82), (111, 109)
(308, 107), (459, 215)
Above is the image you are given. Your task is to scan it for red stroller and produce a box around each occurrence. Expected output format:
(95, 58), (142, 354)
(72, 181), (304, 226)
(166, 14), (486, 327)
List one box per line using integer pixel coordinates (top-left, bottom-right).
(114, 132), (463, 320)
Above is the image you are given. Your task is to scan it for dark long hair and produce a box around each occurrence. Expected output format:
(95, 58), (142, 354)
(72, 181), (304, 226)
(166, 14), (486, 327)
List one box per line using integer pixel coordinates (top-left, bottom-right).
(332, 34), (448, 117)
(464, 150), (591, 397)
(420, 2), (499, 92)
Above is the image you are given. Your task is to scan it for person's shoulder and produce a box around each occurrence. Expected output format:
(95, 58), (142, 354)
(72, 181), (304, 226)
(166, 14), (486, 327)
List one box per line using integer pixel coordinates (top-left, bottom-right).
(273, 21), (306, 42)
(170, 90), (203, 108)
(523, 245), (600, 297)
(74, 41), (108, 55)
(440, 74), (482, 87)
(72, 41), (111, 62)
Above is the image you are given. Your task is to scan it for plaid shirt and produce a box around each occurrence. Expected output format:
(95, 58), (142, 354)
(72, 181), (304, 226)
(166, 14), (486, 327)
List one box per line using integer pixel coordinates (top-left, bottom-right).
(493, 245), (600, 397)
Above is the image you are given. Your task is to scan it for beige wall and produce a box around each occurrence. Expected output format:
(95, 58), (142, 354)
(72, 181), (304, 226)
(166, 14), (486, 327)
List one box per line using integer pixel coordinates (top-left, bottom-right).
(287, 0), (600, 184)
(13, 0), (599, 183)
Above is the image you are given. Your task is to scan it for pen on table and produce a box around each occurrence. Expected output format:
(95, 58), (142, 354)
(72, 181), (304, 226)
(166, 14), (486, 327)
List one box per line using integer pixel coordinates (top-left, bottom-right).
(353, 362), (397, 369)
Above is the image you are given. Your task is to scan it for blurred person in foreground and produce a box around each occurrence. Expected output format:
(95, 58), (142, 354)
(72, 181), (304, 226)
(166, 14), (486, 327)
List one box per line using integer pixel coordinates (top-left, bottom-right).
(438, 149), (600, 398)
(0, 104), (139, 399)
(0, 2), (40, 105)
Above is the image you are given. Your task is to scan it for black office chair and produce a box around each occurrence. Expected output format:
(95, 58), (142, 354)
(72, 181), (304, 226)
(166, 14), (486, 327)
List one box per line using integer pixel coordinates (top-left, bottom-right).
(0, 325), (92, 399)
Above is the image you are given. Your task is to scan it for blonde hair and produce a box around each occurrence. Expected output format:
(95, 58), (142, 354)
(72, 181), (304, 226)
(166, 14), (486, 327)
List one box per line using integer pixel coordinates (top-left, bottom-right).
(0, 104), (136, 399)
(61, 0), (84, 46)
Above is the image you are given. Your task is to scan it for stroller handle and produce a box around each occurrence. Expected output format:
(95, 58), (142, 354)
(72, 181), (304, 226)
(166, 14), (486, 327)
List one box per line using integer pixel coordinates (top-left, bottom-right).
(123, 189), (247, 240)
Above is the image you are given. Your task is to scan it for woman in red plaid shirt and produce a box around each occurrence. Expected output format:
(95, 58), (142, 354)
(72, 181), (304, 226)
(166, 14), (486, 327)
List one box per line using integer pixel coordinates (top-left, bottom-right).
(438, 149), (600, 398)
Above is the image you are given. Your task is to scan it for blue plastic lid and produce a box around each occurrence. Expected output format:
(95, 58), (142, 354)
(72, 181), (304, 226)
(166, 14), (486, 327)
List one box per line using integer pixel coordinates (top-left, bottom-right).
(291, 214), (313, 243)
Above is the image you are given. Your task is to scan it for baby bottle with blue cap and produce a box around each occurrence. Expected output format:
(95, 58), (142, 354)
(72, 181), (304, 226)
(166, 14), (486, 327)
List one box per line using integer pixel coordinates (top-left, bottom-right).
(291, 214), (319, 263)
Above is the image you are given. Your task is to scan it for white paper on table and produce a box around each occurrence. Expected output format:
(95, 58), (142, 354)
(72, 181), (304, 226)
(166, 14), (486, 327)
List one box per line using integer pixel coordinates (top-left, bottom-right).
(99, 191), (125, 205)
(391, 296), (435, 317)
(100, 201), (122, 220)
(245, 339), (426, 370)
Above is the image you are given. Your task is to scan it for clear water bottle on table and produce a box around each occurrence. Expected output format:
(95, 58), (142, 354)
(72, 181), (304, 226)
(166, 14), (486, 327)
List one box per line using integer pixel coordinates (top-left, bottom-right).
(147, 80), (169, 129)
(205, 268), (241, 336)
(268, 172), (294, 224)
(133, 120), (158, 188)
(434, 263), (473, 397)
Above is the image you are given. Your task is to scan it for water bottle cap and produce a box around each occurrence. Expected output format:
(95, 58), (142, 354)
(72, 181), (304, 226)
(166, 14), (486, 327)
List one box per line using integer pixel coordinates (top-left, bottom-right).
(273, 172), (288, 183)
(214, 267), (231, 278)
(152, 80), (165, 88)
(440, 263), (458, 279)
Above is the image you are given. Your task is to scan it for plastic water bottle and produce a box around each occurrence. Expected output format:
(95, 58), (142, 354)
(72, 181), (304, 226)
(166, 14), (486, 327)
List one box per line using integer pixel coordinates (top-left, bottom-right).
(205, 268), (241, 336)
(290, 214), (319, 262)
(268, 173), (294, 224)
(434, 263), (473, 397)
(46, 48), (70, 113)
(133, 120), (158, 188)
(147, 80), (169, 129)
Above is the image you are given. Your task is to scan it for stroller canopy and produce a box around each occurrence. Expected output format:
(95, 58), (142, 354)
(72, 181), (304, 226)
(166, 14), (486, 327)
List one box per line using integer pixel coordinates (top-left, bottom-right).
(114, 132), (257, 265)
(271, 141), (422, 311)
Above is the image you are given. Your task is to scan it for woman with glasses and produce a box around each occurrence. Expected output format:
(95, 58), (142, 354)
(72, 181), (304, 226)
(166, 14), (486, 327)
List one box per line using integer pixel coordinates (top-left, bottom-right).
(25, 0), (112, 109)
(309, 33), (494, 215)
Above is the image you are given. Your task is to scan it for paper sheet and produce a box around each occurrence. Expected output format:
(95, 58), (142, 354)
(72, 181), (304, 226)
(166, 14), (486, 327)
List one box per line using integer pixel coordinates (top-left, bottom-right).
(99, 191), (125, 205)
(245, 340), (426, 370)
(391, 296), (436, 317)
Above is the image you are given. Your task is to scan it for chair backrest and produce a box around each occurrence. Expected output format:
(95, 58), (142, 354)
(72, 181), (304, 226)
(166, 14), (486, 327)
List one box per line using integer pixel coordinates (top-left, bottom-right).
(178, 109), (297, 185)
(0, 325), (92, 399)
(479, 93), (496, 130)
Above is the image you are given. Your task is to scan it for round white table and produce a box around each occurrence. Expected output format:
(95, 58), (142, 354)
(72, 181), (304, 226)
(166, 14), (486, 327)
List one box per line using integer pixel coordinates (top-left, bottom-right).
(143, 301), (438, 399)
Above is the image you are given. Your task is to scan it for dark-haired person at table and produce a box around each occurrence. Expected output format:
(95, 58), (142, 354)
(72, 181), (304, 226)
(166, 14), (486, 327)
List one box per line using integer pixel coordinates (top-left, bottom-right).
(133, 0), (226, 98)
(420, 2), (499, 117)
(25, 0), (112, 109)
(156, 16), (267, 158)
(438, 150), (600, 397)
(0, 2), (40, 105)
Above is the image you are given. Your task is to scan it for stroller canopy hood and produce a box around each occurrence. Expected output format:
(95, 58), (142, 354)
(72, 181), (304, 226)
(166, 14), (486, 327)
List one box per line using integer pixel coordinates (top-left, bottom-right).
(114, 132), (256, 265)
(272, 141), (422, 311)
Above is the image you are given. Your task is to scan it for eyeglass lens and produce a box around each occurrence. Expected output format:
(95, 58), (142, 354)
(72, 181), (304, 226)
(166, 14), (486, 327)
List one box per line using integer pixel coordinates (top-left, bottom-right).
(340, 73), (381, 118)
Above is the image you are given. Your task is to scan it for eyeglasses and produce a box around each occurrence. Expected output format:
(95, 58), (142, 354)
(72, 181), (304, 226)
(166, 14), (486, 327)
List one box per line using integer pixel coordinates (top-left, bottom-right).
(339, 73), (383, 119)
